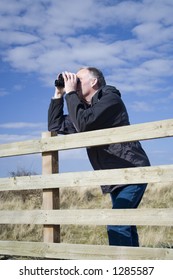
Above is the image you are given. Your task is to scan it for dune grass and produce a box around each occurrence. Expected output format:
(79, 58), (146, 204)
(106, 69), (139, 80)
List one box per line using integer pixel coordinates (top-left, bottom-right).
(0, 182), (172, 249)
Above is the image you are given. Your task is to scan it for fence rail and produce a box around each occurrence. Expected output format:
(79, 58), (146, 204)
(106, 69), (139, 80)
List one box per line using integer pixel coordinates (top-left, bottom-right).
(0, 165), (173, 191)
(0, 241), (173, 260)
(0, 119), (173, 158)
(0, 209), (173, 226)
(0, 118), (173, 259)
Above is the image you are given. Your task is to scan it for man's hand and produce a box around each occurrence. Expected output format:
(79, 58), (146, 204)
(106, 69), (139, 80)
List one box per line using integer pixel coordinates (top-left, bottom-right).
(62, 72), (78, 93)
(53, 74), (65, 99)
(54, 87), (65, 99)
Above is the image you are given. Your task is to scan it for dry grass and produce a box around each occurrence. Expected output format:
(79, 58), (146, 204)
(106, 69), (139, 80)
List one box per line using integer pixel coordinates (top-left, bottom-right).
(0, 190), (43, 242)
(0, 182), (172, 249)
(138, 182), (173, 248)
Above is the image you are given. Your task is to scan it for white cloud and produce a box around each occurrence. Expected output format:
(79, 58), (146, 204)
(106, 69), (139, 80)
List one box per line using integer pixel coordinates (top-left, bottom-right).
(0, 0), (172, 177)
(141, 59), (173, 77)
(0, 88), (9, 97)
(13, 84), (24, 91)
(130, 101), (154, 112)
(0, 31), (39, 45)
(0, 0), (173, 71)
(1, 0), (173, 113)
(169, 93), (173, 99)
(4, 45), (40, 72)
(0, 122), (46, 129)
(0, 0), (173, 95)
(0, 134), (34, 144)
(0, 122), (47, 144)
(132, 23), (173, 46)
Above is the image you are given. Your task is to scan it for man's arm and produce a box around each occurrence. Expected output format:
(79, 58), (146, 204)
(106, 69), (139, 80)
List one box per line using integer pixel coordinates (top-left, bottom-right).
(48, 85), (76, 134)
(65, 89), (123, 132)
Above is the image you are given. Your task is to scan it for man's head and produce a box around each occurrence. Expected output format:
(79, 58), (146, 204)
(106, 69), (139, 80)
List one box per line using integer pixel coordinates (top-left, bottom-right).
(76, 67), (106, 103)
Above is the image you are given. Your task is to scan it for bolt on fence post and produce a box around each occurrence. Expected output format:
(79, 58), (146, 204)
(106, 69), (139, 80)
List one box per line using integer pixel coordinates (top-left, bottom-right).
(42, 131), (60, 243)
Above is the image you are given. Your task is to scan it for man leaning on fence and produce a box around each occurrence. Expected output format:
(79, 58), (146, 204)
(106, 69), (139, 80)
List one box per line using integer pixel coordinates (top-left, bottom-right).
(48, 67), (150, 247)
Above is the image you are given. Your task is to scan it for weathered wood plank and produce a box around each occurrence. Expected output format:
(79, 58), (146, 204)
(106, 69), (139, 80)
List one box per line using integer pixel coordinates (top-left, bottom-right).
(0, 209), (172, 226)
(0, 241), (172, 259)
(0, 165), (173, 191)
(0, 119), (173, 157)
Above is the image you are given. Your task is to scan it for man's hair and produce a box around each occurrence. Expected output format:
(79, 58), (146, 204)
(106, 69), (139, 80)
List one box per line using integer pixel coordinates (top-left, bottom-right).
(86, 67), (106, 87)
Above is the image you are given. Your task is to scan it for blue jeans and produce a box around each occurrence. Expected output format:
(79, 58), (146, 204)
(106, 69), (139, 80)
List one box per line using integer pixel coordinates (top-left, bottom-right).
(107, 184), (147, 246)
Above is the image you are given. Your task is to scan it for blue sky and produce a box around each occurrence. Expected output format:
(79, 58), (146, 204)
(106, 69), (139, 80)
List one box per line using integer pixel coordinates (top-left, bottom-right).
(0, 0), (173, 177)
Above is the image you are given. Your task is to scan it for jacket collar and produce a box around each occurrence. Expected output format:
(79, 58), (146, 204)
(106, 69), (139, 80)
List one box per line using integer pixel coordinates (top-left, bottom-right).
(91, 87), (103, 105)
(89, 85), (122, 106)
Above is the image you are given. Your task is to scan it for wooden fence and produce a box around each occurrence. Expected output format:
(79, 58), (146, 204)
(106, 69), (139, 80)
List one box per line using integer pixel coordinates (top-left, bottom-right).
(0, 118), (173, 259)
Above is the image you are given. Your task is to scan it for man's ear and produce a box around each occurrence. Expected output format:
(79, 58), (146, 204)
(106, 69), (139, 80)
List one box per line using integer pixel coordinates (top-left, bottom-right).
(91, 78), (98, 88)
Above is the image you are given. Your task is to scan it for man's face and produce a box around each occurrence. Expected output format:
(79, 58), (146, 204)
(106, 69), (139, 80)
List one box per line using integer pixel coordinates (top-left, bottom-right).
(76, 69), (94, 102)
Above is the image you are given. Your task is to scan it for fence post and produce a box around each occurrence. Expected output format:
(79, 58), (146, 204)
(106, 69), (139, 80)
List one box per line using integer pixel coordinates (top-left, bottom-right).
(42, 131), (60, 243)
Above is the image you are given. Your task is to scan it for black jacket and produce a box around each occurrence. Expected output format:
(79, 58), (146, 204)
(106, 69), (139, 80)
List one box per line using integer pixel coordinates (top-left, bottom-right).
(48, 85), (150, 193)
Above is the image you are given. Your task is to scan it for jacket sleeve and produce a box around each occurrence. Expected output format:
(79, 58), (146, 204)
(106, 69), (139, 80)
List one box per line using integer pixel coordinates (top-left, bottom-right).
(48, 98), (77, 134)
(65, 89), (125, 132)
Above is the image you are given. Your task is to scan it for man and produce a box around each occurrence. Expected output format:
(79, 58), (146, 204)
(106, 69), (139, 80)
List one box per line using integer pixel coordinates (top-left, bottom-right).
(48, 67), (150, 246)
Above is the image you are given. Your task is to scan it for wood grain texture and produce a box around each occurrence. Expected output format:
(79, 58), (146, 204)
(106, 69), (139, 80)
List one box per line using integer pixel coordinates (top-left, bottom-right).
(0, 241), (172, 259)
(0, 119), (173, 157)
